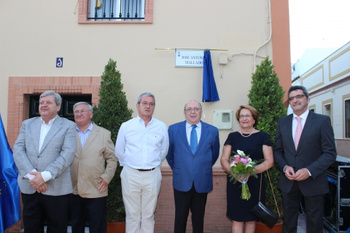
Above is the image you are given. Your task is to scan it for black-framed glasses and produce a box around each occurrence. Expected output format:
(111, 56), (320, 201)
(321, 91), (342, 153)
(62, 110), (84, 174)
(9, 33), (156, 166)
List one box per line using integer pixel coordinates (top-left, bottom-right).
(288, 94), (305, 101)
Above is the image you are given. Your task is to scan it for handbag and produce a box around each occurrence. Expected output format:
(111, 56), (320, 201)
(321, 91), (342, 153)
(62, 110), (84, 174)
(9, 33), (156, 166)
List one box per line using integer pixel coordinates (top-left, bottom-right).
(251, 170), (280, 228)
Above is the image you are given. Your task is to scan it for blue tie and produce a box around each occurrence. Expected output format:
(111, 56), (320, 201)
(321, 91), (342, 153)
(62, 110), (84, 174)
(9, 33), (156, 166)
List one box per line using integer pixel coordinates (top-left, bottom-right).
(190, 125), (198, 154)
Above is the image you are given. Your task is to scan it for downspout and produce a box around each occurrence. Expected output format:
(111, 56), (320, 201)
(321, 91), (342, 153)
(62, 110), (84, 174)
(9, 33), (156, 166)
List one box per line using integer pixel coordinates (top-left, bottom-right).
(254, 0), (272, 69)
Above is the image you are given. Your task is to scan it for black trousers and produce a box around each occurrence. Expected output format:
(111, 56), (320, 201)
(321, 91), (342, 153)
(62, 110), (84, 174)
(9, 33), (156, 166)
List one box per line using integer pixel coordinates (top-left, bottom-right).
(281, 182), (324, 233)
(173, 185), (208, 233)
(22, 192), (70, 233)
(69, 194), (107, 233)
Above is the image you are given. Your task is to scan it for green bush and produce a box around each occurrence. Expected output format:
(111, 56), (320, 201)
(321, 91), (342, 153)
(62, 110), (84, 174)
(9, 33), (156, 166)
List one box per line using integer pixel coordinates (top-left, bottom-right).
(92, 58), (133, 222)
(248, 57), (286, 218)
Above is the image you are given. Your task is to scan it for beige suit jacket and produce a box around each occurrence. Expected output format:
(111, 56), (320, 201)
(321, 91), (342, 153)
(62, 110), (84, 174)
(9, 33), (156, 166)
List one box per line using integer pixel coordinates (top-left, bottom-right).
(71, 123), (118, 198)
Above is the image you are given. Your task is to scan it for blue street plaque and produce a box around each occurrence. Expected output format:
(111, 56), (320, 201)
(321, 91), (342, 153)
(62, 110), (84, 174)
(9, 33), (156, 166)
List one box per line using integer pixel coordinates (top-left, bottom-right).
(56, 57), (63, 68)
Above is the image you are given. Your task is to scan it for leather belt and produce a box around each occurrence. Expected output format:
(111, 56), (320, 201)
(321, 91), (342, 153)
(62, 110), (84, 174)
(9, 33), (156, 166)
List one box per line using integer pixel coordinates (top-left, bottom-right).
(137, 168), (155, 172)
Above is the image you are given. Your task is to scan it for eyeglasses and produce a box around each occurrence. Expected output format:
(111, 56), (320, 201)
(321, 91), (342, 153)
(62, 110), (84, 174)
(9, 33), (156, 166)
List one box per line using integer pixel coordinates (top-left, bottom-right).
(288, 94), (305, 101)
(239, 115), (252, 119)
(74, 110), (90, 114)
(185, 107), (201, 112)
(140, 101), (155, 107)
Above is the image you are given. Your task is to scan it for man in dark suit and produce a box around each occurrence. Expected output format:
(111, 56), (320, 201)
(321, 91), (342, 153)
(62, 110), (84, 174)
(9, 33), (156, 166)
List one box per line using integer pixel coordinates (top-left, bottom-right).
(274, 85), (336, 233)
(14, 90), (77, 233)
(166, 100), (220, 233)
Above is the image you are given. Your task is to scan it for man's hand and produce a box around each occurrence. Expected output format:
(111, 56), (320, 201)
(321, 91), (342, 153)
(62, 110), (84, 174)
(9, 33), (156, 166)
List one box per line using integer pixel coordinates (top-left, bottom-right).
(284, 166), (296, 181)
(294, 168), (310, 181)
(29, 171), (46, 189)
(36, 183), (48, 193)
(97, 178), (108, 194)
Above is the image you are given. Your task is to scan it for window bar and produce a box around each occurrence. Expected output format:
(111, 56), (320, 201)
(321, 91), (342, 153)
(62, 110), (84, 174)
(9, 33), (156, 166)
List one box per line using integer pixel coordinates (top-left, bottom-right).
(127, 0), (130, 19)
(110, 0), (114, 18)
(102, 0), (106, 19)
(119, 0), (123, 18)
(134, 0), (138, 18)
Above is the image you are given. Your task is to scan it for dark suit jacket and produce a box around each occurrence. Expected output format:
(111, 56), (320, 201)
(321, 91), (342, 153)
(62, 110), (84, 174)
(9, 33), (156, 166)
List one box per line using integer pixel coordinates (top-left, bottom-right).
(166, 121), (220, 193)
(274, 111), (336, 196)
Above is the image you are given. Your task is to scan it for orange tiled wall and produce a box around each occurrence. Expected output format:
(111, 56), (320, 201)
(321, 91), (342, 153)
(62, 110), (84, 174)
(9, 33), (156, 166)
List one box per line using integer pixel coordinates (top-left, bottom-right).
(7, 76), (101, 147)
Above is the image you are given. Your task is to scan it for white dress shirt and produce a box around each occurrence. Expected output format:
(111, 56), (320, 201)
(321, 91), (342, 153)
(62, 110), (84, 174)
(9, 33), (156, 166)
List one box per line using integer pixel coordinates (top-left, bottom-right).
(186, 121), (201, 145)
(26, 116), (58, 182)
(115, 116), (169, 169)
(292, 109), (309, 140)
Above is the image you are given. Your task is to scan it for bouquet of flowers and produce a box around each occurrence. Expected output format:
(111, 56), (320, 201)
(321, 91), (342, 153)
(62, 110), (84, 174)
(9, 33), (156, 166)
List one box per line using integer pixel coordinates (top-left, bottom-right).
(229, 150), (258, 200)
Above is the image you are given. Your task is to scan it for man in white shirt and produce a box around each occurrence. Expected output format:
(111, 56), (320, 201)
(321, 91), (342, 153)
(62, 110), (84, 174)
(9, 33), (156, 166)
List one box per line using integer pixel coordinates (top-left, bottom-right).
(115, 92), (169, 233)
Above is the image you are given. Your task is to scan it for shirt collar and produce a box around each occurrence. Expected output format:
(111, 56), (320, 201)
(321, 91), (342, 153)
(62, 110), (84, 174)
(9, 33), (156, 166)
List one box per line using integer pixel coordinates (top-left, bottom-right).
(293, 109), (309, 120)
(76, 122), (93, 133)
(186, 121), (201, 128)
(40, 115), (58, 125)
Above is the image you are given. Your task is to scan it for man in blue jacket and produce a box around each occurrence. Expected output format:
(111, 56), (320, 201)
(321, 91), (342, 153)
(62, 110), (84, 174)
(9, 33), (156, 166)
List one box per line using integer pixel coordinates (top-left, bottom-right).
(166, 100), (220, 233)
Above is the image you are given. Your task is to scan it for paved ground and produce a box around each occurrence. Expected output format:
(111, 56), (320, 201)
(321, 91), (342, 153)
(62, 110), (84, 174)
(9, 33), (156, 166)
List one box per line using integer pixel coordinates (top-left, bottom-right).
(297, 213), (330, 233)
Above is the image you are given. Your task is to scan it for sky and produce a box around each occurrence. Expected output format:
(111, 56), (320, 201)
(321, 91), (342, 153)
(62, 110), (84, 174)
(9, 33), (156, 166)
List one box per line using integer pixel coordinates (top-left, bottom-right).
(288, 0), (350, 63)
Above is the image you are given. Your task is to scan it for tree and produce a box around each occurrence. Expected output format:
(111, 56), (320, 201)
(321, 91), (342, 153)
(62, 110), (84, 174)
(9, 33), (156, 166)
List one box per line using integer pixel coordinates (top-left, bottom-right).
(92, 58), (133, 222)
(248, 57), (286, 218)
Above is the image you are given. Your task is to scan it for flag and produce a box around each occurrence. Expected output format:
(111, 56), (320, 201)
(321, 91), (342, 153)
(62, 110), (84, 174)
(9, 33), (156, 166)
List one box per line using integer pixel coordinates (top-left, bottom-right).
(0, 114), (20, 231)
(202, 50), (220, 102)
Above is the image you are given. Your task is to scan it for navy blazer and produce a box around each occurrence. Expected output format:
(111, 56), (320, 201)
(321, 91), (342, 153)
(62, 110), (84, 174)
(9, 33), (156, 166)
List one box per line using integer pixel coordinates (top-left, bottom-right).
(274, 111), (336, 196)
(166, 121), (220, 193)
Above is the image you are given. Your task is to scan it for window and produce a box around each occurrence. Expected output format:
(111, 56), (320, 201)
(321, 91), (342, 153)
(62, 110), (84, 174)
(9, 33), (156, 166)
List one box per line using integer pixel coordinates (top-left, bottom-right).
(345, 99), (350, 138)
(79, 0), (153, 23)
(30, 95), (92, 121)
(322, 99), (333, 126)
(309, 104), (316, 112)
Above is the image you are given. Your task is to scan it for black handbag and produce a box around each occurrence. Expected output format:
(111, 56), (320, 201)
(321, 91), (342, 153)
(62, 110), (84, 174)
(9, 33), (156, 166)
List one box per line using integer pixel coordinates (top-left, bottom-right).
(251, 170), (280, 228)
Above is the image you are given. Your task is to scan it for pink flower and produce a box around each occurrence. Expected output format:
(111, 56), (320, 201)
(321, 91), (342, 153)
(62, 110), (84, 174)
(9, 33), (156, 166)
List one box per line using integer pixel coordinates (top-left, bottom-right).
(240, 158), (248, 164)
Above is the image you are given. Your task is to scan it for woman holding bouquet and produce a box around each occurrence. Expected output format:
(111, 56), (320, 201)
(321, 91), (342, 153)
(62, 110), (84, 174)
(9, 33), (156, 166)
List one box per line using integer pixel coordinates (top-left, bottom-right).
(220, 105), (274, 233)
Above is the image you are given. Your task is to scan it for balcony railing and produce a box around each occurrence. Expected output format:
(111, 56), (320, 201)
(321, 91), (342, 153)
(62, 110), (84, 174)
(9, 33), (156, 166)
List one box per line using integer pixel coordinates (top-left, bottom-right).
(87, 0), (145, 21)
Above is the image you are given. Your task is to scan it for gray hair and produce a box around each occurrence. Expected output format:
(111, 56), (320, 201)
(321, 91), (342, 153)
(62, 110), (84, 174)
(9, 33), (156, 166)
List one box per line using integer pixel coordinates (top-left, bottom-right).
(137, 92), (156, 104)
(40, 90), (62, 106)
(184, 100), (202, 111)
(73, 102), (92, 112)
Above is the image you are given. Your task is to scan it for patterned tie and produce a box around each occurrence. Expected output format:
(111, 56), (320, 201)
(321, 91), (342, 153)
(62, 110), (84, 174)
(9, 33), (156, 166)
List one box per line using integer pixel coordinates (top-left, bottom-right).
(190, 125), (198, 154)
(294, 116), (302, 149)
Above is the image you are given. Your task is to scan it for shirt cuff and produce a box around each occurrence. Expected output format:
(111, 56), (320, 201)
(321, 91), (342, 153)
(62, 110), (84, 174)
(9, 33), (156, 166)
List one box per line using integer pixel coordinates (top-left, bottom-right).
(283, 165), (287, 173)
(24, 169), (37, 180)
(306, 169), (312, 176)
(41, 171), (52, 182)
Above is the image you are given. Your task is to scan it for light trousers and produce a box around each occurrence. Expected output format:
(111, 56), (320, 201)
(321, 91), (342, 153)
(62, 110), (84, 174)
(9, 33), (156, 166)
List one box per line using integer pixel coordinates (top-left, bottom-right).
(121, 166), (162, 233)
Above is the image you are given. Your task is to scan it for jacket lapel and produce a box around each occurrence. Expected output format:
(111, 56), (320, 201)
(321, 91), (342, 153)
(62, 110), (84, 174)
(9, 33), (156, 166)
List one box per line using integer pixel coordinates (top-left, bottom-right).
(39, 116), (62, 154)
(297, 111), (314, 150)
(31, 118), (42, 154)
(81, 123), (98, 153)
(180, 121), (192, 153)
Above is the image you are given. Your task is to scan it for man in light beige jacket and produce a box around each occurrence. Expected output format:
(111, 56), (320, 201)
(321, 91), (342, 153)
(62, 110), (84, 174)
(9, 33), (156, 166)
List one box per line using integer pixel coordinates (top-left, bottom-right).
(70, 102), (118, 233)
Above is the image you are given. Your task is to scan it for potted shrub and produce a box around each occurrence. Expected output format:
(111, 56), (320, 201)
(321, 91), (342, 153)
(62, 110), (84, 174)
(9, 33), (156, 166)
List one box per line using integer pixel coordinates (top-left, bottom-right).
(92, 59), (133, 232)
(248, 57), (287, 232)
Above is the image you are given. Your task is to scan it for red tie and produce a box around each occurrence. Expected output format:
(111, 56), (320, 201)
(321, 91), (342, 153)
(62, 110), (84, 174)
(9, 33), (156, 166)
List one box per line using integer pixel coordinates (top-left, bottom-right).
(294, 116), (302, 149)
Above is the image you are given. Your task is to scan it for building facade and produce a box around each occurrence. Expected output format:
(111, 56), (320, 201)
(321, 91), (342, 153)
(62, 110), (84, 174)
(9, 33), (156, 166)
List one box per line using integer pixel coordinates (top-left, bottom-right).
(1, 0), (291, 232)
(292, 41), (350, 159)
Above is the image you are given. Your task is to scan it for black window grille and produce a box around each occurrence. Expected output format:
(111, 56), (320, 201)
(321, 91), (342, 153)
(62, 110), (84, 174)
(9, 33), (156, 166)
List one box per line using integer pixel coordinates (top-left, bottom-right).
(87, 0), (145, 21)
(29, 95), (92, 122)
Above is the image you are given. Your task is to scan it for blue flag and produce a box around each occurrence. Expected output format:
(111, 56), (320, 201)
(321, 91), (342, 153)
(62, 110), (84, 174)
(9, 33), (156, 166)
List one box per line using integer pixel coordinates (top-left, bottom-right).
(0, 114), (20, 231)
(202, 50), (220, 102)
